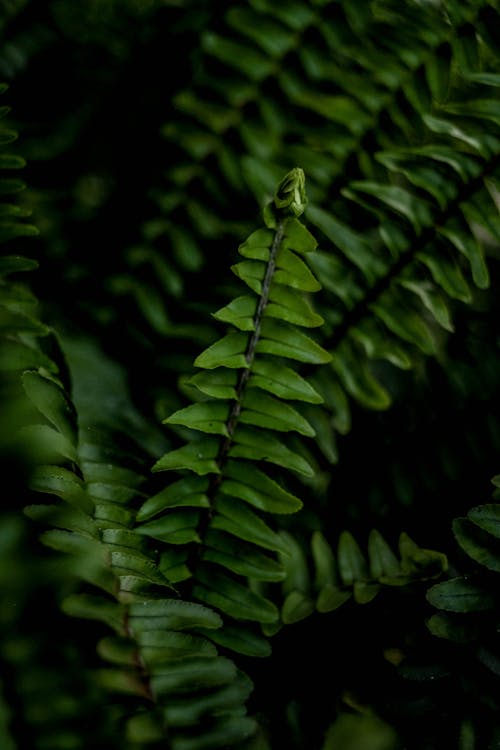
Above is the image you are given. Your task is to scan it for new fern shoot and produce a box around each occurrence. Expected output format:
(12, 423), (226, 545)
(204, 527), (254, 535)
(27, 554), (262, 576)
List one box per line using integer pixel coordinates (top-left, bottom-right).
(136, 167), (331, 632)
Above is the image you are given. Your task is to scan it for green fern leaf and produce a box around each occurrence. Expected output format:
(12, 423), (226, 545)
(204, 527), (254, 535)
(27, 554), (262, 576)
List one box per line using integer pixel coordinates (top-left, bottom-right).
(137, 476), (210, 521)
(193, 567), (279, 624)
(229, 426), (314, 476)
(250, 359), (323, 403)
(240, 390), (315, 436)
(165, 402), (230, 436)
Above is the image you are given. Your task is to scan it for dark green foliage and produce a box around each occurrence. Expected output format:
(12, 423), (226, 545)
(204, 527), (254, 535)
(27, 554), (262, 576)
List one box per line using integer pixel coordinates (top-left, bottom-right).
(272, 529), (447, 625)
(420, 478), (500, 745)
(1, 1), (500, 748)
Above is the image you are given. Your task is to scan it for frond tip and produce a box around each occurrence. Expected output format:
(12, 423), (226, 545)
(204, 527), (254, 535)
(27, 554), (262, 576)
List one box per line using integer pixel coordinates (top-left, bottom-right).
(274, 166), (307, 217)
(265, 166), (308, 228)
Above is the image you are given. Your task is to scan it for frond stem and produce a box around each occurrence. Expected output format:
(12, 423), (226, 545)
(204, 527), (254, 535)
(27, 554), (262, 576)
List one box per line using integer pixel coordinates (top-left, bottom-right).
(186, 218), (285, 576)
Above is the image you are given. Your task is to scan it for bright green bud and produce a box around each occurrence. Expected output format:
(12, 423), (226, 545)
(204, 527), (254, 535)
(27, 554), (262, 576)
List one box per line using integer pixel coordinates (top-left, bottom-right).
(274, 167), (307, 217)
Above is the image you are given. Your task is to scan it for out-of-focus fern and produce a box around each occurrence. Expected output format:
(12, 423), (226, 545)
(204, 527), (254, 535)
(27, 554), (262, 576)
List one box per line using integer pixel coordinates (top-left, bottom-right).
(23, 343), (259, 750)
(421, 474), (500, 747)
(0, 83), (128, 750)
(73, 0), (499, 472)
(268, 529), (447, 627)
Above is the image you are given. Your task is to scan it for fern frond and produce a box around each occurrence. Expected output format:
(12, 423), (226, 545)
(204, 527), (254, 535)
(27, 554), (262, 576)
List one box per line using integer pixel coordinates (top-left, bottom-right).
(22, 337), (260, 749)
(264, 528), (448, 626)
(137, 170), (329, 642)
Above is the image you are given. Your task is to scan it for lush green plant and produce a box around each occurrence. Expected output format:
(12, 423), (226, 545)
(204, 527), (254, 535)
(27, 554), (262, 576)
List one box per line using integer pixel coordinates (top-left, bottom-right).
(1, 1), (500, 748)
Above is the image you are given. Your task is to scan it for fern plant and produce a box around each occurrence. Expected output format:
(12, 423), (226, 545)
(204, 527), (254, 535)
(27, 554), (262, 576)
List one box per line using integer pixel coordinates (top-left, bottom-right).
(2, 1), (500, 748)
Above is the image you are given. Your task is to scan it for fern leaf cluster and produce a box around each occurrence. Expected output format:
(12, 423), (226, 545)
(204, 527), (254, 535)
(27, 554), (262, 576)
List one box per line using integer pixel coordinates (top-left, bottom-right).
(137, 170), (329, 640)
(90, 0), (500, 467)
(418, 476), (500, 745)
(1, 2), (500, 748)
(272, 529), (448, 626)
(23, 365), (259, 749)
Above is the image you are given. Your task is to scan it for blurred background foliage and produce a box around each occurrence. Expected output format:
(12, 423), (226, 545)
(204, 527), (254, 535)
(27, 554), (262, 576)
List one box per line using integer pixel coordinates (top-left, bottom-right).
(1, 0), (500, 748)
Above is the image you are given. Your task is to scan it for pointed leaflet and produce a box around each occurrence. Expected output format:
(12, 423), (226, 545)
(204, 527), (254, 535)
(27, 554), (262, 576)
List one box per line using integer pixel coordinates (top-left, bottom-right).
(312, 531), (338, 590)
(229, 426), (314, 476)
(426, 612), (478, 644)
(40, 530), (117, 595)
(102, 528), (147, 551)
(399, 533), (447, 579)
(371, 288), (436, 355)
(240, 390), (315, 436)
(160, 548), (191, 584)
(306, 204), (387, 283)
(197, 624), (271, 658)
(62, 593), (125, 632)
(350, 319), (413, 370)
(193, 566), (279, 623)
(152, 439), (221, 476)
(188, 369), (238, 400)
(128, 599), (222, 631)
(312, 370), (351, 434)
(344, 182), (433, 233)
(135, 510), (202, 545)
(231, 260), (265, 295)
(376, 152), (455, 209)
(368, 530), (401, 580)
(417, 249), (471, 303)
(20, 423), (77, 463)
(213, 296), (256, 331)
(165, 401), (230, 436)
(249, 359), (323, 403)
(423, 114), (489, 157)
(399, 279), (453, 332)
(257, 319), (331, 364)
(137, 630), (217, 665)
(338, 531), (368, 585)
(137, 477), (210, 521)
(266, 284), (324, 327)
(405, 145), (479, 181)
(194, 332), (248, 370)
(331, 340), (391, 411)
(317, 586), (352, 613)
(161, 672), (253, 727)
(166, 716), (257, 750)
(110, 550), (172, 586)
(307, 249), (364, 307)
(150, 655), (237, 696)
(97, 636), (143, 667)
(238, 227), (273, 258)
(273, 247), (322, 291)
(203, 530), (285, 581)
(279, 531), (310, 595)
(467, 504), (500, 539)
(282, 216), (317, 255)
(212, 495), (288, 553)
(25, 503), (98, 537)
(30, 466), (93, 514)
(453, 517), (500, 573)
(439, 225), (489, 289)
(427, 577), (495, 612)
(222, 460), (302, 514)
(94, 502), (135, 529)
(282, 591), (316, 624)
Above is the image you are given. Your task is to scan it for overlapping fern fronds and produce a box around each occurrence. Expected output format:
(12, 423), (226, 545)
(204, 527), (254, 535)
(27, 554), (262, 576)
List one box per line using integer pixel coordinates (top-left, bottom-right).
(2, 2), (500, 748)
(96, 0), (500, 472)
